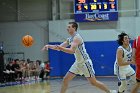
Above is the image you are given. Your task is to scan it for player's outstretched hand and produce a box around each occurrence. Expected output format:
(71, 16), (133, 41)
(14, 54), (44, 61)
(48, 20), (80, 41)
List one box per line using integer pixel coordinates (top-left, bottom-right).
(56, 45), (63, 51)
(41, 45), (49, 51)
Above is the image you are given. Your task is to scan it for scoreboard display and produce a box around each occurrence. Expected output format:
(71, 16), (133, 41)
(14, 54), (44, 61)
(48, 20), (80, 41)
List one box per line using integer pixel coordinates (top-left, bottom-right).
(74, 0), (118, 22)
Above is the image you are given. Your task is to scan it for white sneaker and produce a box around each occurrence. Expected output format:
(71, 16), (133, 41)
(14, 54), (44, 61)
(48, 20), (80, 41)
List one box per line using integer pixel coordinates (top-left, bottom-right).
(110, 90), (117, 93)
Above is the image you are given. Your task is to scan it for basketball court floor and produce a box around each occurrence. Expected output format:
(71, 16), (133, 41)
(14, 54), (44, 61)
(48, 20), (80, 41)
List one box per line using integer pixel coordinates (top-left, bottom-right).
(0, 76), (139, 93)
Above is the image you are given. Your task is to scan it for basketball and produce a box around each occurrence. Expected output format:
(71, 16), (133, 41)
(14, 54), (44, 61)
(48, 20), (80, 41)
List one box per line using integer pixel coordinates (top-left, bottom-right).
(22, 35), (34, 47)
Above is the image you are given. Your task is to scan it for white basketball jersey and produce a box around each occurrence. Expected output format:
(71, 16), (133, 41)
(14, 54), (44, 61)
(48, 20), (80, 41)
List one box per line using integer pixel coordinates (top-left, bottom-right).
(114, 45), (132, 68)
(67, 33), (90, 62)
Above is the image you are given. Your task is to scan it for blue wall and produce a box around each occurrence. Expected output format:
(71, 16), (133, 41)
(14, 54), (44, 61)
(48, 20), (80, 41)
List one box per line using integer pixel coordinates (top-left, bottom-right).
(48, 41), (122, 76)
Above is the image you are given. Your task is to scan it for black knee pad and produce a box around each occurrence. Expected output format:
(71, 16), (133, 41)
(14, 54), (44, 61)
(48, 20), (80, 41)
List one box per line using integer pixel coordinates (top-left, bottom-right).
(118, 90), (125, 93)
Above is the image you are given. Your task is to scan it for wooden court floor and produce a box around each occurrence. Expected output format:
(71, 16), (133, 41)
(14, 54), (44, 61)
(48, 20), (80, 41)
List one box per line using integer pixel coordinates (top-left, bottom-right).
(0, 77), (139, 93)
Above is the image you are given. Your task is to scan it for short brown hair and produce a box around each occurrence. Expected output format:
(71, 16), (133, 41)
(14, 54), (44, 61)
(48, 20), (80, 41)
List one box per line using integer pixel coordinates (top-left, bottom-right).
(69, 22), (78, 31)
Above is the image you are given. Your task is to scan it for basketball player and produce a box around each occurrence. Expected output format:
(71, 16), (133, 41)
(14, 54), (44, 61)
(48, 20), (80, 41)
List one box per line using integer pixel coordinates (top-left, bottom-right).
(131, 36), (140, 93)
(114, 32), (136, 93)
(42, 22), (116, 93)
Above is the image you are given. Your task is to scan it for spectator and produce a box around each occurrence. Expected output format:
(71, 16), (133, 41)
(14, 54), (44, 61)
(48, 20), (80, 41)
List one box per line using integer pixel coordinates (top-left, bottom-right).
(12, 59), (22, 81)
(3, 61), (15, 82)
(45, 60), (51, 79)
(39, 61), (45, 81)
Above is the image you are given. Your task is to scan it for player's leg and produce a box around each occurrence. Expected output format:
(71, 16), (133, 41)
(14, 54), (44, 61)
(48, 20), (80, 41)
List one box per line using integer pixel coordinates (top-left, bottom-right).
(87, 76), (111, 93)
(118, 80), (127, 93)
(116, 66), (128, 92)
(131, 64), (140, 93)
(131, 79), (140, 93)
(81, 60), (111, 93)
(127, 67), (136, 84)
(60, 63), (77, 93)
(118, 68), (135, 93)
(60, 72), (76, 93)
(131, 77), (140, 93)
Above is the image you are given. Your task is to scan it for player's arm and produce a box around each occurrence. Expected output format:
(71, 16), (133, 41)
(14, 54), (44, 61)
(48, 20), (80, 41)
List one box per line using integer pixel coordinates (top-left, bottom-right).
(132, 48), (136, 64)
(60, 40), (69, 47)
(117, 48), (132, 66)
(57, 37), (80, 54)
(41, 44), (59, 51)
(41, 40), (69, 51)
(132, 39), (136, 64)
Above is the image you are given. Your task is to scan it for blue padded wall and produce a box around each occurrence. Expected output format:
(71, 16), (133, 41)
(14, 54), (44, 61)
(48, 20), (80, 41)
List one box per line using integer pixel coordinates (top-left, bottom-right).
(48, 41), (134, 76)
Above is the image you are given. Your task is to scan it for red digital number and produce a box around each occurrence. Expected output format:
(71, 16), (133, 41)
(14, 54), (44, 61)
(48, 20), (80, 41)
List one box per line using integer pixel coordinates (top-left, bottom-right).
(78, 5), (82, 11)
(109, 0), (115, 2)
(78, 0), (86, 3)
(111, 4), (115, 9)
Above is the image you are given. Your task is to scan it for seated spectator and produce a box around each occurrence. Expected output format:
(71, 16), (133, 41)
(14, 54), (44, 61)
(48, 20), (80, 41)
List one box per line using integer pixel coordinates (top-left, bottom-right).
(39, 60), (52, 81)
(22, 60), (30, 81)
(3, 61), (15, 82)
(12, 59), (22, 81)
(30, 61), (39, 80)
(39, 61), (45, 81)
(45, 60), (51, 79)
(35, 60), (40, 80)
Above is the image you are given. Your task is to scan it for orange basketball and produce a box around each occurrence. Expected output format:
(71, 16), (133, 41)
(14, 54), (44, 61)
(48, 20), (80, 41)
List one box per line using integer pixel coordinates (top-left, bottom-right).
(22, 35), (34, 47)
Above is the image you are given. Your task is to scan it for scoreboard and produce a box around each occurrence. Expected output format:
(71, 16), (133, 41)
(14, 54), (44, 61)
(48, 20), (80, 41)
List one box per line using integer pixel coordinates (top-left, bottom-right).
(74, 0), (118, 22)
